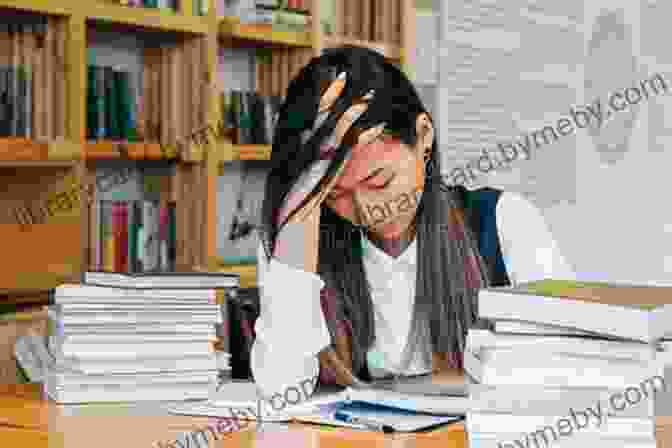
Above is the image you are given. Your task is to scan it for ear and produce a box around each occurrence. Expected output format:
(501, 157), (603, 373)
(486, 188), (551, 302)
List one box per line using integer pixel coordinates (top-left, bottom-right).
(415, 113), (434, 158)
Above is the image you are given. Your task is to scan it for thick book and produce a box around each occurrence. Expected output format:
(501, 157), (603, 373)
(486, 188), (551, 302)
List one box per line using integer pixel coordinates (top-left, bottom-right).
(44, 379), (214, 403)
(466, 412), (654, 439)
(55, 284), (218, 301)
(465, 349), (663, 389)
(83, 271), (239, 289)
(466, 329), (657, 362)
(468, 384), (655, 418)
(493, 320), (600, 337)
(479, 280), (672, 342)
(49, 337), (215, 359)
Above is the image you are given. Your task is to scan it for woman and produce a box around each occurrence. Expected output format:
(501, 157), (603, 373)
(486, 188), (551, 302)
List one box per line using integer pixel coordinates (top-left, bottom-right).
(250, 46), (575, 400)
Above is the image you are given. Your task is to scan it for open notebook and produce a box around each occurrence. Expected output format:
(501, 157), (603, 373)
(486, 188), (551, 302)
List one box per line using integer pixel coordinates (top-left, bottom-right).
(168, 379), (468, 432)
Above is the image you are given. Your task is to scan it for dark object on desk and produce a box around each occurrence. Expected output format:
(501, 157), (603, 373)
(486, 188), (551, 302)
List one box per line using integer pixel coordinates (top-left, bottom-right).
(228, 288), (260, 379)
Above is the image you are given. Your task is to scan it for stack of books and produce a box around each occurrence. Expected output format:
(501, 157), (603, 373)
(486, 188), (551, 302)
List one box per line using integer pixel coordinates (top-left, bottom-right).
(41, 271), (239, 404)
(464, 280), (672, 448)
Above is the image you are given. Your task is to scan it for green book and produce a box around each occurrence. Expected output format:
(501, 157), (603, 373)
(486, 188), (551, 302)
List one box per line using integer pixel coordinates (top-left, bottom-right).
(105, 66), (119, 140)
(87, 65), (98, 139)
(115, 69), (132, 140)
(96, 65), (106, 139)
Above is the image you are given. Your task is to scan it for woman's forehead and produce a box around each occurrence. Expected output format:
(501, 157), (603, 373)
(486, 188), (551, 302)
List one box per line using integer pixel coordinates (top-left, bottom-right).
(335, 138), (401, 187)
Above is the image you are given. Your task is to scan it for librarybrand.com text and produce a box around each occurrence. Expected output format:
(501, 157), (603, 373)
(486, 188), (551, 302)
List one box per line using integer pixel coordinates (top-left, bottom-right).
(497, 374), (666, 448)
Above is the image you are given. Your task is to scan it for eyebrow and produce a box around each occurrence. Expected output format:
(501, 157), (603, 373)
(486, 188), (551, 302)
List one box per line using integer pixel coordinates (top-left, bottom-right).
(331, 167), (386, 195)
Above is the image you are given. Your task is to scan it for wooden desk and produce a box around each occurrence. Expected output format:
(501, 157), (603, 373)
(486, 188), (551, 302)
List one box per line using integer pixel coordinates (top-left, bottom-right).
(1, 383), (671, 448)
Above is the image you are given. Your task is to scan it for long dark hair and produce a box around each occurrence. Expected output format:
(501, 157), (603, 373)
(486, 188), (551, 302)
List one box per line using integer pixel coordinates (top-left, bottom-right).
(260, 46), (491, 375)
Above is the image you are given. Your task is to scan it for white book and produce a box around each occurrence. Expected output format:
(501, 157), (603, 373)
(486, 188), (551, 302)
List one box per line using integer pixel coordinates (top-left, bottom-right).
(466, 412), (654, 438)
(54, 324), (217, 336)
(468, 431), (656, 448)
(479, 282), (672, 342)
(55, 355), (219, 375)
(84, 271), (239, 290)
(50, 339), (214, 360)
(44, 380), (213, 404)
(54, 302), (220, 311)
(56, 284), (218, 301)
(468, 384), (655, 418)
(19, 333), (219, 376)
(466, 329), (657, 362)
(494, 320), (606, 337)
(53, 312), (221, 326)
(466, 350), (663, 389)
(53, 333), (217, 344)
(47, 369), (218, 388)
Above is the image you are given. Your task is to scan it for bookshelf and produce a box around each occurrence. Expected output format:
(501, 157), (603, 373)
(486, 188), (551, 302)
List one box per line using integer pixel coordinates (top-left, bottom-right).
(0, 0), (416, 293)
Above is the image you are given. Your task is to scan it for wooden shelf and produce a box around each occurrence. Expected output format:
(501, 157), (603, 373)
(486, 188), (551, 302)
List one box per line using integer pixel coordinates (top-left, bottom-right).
(218, 17), (312, 48)
(217, 143), (272, 166)
(0, 138), (80, 164)
(216, 261), (257, 289)
(324, 35), (401, 59)
(0, 0), (70, 16)
(83, 141), (181, 161)
(85, 3), (209, 34)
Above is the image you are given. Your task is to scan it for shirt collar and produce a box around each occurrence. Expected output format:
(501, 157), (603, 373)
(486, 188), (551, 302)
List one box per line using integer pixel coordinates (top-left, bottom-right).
(362, 233), (417, 268)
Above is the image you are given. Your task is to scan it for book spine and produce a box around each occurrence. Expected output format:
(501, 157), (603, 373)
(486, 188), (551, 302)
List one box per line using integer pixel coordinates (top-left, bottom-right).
(361, 0), (370, 41)
(96, 66), (106, 139)
(160, 47), (169, 145)
(142, 201), (159, 272)
(392, 0), (400, 45)
(168, 203), (176, 271)
(103, 201), (115, 271)
(87, 65), (97, 140)
(0, 25), (8, 137)
(9, 26), (19, 137)
(116, 68), (132, 141)
(105, 66), (118, 140)
(190, 39), (201, 155)
(43, 18), (53, 139)
(159, 203), (169, 271)
(24, 24), (34, 139)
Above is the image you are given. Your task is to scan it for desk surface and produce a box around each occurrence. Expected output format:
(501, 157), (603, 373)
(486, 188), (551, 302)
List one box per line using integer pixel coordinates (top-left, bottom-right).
(1, 383), (671, 448)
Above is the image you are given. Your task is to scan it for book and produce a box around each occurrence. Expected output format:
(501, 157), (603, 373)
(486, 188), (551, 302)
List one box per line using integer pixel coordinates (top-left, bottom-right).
(466, 329), (657, 362)
(45, 379), (214, 403)
(468, 384), (655, 418)
(55, 283), (218, 301)
(105, 66), (119, 139)
(493, 320), (601, 337)
(466, 349), (662, 389)
(479, 280), (672, 342)
(83, 271), (239, 289)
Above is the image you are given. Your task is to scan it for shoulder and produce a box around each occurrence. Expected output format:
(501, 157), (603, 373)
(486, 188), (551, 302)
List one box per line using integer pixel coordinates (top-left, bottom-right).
(495, 191), (541, 220)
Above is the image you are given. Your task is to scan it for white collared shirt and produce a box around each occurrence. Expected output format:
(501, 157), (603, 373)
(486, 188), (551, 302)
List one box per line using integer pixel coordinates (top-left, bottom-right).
(250, 192), (576, 397)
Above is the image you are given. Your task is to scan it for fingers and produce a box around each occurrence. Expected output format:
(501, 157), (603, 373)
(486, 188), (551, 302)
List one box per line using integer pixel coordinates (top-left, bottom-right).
(318, 72), (347, 114)
(331, 90), (375, 149)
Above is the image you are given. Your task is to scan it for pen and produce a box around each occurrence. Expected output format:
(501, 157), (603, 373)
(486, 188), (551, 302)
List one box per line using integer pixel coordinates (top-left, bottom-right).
(333, 411), (395, 433)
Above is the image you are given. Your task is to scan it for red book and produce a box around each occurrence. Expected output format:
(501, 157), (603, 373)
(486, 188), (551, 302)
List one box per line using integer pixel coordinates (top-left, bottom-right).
(112, 201), (129, 272)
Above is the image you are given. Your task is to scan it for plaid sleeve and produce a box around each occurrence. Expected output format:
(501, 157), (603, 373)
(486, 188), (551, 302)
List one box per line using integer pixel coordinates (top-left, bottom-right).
(317, 286), (353, 385)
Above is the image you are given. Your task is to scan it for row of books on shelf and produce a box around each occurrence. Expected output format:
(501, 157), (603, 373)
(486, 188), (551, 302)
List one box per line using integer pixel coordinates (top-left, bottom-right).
(87, 65), (139, 142)
(342, 0), (401, 44)
(0, 19), (67, 140)
(221, 90), (282, 145)
(115, 0), (179, 11)
(94, 200), (177, 274)
(233, 3), (311, 29)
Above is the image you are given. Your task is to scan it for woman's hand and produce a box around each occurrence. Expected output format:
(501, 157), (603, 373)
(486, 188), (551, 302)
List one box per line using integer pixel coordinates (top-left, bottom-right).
(273, 92), (373, 273)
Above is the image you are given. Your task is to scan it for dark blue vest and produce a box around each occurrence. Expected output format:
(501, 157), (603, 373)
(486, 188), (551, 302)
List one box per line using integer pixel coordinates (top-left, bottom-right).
(457, 186), (511, 287)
